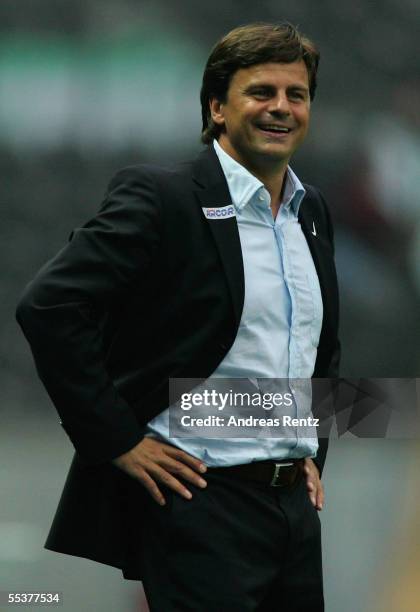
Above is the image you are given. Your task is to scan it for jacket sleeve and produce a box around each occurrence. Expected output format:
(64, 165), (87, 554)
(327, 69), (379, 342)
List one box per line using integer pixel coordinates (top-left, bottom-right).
(16, 167), (162, 465)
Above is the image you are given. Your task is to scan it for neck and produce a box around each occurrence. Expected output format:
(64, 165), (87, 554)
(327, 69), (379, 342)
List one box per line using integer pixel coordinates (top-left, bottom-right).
(217, 137), (289, 218)
(254, 164), (287, 208)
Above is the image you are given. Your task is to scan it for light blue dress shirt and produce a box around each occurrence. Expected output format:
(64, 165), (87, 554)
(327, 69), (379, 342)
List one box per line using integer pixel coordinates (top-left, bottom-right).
(146, 140), (323, 466)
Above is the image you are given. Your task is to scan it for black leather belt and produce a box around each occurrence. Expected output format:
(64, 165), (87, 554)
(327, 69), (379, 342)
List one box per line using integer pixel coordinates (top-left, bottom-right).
(207, 459), (304, 487)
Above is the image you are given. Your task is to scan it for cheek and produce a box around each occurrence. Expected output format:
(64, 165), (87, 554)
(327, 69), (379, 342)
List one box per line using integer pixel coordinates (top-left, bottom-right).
(299, 117), (310, 131)
(297, 110), (310, 126)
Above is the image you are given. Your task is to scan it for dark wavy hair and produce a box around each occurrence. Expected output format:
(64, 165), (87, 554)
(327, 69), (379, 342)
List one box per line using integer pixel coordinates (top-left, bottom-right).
(200, 22), (320, 144)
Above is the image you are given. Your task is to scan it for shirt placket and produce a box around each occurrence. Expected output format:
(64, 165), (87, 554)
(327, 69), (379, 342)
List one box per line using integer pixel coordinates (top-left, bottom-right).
(275, 206), (300, 449)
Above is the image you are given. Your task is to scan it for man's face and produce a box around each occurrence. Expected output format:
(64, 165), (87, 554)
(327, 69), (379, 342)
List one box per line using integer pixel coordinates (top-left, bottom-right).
(210, 61), (311, 171)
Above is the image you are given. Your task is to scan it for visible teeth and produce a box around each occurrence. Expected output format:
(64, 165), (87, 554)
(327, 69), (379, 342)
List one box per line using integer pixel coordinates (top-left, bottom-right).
(260, 125), (289, 132)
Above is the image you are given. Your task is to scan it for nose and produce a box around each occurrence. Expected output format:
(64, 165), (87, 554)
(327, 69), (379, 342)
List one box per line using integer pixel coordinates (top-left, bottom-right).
(268, 92), (291, 116)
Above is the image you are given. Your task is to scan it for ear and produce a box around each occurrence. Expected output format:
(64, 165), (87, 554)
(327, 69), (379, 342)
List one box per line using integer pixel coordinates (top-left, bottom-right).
(209, 98), (225, 127)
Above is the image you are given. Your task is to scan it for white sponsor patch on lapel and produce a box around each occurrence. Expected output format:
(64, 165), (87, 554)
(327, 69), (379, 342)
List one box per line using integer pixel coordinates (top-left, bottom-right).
(202, 205), (236, 220)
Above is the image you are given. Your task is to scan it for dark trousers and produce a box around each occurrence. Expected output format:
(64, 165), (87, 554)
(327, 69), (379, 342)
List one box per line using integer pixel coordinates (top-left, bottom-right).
(139, 470), (324, 611)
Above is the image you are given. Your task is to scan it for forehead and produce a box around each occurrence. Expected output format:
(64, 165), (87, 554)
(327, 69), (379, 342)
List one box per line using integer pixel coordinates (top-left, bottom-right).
(230, 61), (309, 89)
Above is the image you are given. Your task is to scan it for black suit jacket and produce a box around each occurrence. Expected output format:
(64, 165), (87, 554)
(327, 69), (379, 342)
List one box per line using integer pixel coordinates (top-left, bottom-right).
(16, 145), (340, 578)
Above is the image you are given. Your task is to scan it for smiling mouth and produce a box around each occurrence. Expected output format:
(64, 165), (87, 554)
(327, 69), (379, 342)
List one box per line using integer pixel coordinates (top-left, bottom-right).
(257, 124), (292, 134)
(256, 124), (293, 138)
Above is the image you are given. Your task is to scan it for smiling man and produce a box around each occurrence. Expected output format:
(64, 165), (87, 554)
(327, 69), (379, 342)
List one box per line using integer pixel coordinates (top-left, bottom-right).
(16, 23), (340, 612)
(209, 61), (310, 220)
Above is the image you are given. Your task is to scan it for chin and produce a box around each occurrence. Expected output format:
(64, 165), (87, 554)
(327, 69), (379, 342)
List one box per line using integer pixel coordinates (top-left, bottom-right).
(258, 146), (292, 161)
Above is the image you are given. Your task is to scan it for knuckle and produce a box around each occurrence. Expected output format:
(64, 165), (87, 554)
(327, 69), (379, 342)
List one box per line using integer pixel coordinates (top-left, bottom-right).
(171, 463), (184, 475)
(135, 467), (148, 481)
(161, 473), (176, 487)
(137, 475), (152, 490)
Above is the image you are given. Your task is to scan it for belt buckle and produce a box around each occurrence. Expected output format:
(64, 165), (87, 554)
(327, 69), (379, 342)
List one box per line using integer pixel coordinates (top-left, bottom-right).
(270, 462), (294, 487)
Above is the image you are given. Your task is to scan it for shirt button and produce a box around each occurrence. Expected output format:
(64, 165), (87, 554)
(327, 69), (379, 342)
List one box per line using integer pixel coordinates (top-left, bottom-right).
(258, 194), (264, 201)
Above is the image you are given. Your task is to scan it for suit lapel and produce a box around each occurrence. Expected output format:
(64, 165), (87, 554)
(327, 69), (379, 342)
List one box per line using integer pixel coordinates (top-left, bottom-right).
(192, 147), (245, 327)
(191, 147), (338, 347)
(299, 202), (338, 348)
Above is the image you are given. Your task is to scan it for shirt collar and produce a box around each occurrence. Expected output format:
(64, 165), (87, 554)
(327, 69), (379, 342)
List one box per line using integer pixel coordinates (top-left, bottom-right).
(282, 166), (306, 216)
(213, 139), (262, 212)
(213, 139), (306, 216)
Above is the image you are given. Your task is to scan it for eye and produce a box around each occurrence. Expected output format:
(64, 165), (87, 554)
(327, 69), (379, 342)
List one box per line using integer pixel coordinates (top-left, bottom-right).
(249, 88), (271, 100)
(288, 90), (305, 101)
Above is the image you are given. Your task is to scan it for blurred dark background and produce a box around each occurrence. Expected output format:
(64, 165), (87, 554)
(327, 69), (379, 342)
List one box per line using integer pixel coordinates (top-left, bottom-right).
(1, 1), (419, 610)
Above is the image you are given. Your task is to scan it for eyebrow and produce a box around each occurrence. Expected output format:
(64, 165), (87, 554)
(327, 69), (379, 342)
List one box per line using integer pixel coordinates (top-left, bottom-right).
(244, 83), (309, 94)
(287, 85), (309, 94)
